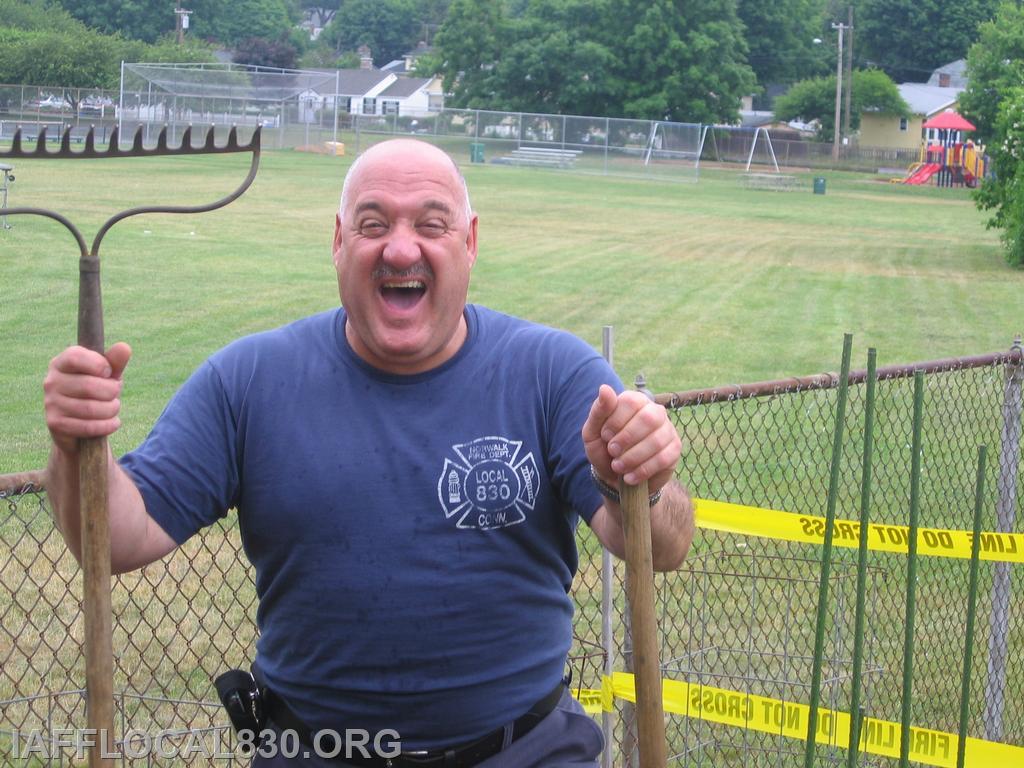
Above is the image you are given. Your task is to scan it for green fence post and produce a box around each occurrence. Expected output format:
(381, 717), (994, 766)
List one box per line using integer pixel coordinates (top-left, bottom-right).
(900, 371), (925, 767)
(957, 445), (988, 768)
(804, 333), (853, 768)
(846, 348), (878, 768)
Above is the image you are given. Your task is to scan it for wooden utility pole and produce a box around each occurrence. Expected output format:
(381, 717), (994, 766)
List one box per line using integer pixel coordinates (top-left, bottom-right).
(843, 7), (854, 147)
(830, 21), (851, 163)
(174, 5), (192, 45)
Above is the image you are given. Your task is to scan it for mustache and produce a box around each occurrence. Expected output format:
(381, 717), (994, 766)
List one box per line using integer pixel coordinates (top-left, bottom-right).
(372, 263), (434, 281)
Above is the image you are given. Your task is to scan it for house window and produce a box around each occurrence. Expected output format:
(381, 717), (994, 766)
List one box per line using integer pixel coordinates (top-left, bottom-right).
(338, 97), (352, 113)
(362, 98), (376, 115)
(899, 117), (908, 132)
(382, 100), (399, 115)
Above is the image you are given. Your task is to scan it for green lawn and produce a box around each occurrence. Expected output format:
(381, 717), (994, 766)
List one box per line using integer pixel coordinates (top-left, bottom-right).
(1, 148), (1015, 474)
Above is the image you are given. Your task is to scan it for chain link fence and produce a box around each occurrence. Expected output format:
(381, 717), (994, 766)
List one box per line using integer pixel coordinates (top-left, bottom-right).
(3, 78), (930, 178)
(1, 344), (1020, 765)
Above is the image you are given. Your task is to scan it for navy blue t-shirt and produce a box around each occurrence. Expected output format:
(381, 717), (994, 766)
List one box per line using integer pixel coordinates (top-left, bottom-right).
(120, 304), (621, 749)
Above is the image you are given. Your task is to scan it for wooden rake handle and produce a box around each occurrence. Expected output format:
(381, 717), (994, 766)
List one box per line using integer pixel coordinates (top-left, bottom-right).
(79, 253), (115, 768)
(620, 479), (668, 768)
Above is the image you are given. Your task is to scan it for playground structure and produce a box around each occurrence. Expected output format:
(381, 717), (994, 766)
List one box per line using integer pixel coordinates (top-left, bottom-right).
(902, 110), (988, 188)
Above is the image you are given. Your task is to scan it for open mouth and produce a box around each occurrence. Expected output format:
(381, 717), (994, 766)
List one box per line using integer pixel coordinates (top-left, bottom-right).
(380, 280), (427, 310)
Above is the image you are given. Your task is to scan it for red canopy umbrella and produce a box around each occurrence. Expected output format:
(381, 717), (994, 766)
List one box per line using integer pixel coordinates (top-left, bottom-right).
(922, 110), (976, 131)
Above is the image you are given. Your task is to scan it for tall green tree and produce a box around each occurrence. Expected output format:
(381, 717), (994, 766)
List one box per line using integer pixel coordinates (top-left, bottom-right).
(0, 27), (211, 90)
(486, 0), (618, 115)
(189, 0), (294, 46)
(857, 0), (998, 83)
(52, 0), (172, 43)
(961, 3), (1024, 267)
(430, 0), (508, 107)
(612, 0), (756, 123)
(976, 88), (1024, 267)
(736, 0), (829, 85)
(320, 0), (421, 64)
(772, 68), (908, 139)
(959, 1), (1024, 145)
(433, 0), (756, 123)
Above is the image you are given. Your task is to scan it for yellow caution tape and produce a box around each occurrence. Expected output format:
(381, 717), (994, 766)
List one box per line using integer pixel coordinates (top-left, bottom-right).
(694, 498), (1024, 564)
(572, 675), (1024, 768)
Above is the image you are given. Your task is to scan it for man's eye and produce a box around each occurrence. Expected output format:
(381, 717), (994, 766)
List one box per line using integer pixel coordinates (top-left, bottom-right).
(419, 221), (448, 235)
(359, 221), (387, 235)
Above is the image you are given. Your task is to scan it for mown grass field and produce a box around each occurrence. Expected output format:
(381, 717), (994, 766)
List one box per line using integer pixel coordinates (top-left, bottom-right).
(1, 146), (1021, 766)
(0, 147), (1017, 474)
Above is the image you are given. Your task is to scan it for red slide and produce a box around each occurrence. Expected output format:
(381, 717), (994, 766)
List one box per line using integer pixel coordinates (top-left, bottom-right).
(904, 162), (941, 185)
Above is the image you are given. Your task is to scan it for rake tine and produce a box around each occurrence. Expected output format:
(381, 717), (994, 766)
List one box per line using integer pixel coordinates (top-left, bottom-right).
(34, 126), (49, 156)
(203, 126), (218, 151)
(226, 125), (239, 150)
(180, 125), (193, 150)
(11, 127), (22, 154)
(156, 125), (169, 152)
(60, 128), (73, 154)
(131, 127), (145, 154)
(84, 126), (96, 154)
(106, 126), (120, 155)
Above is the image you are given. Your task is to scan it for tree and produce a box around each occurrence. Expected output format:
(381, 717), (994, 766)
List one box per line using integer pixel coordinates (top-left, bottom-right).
(234, 35), (299, 69)
(433, 0), (756, 123)
(611, 0), (756, 123)
(491, 1), (619, 116)
(976, 88), (1024, 267)
(52, 0), (172, 43)
(959, 1), (1024, 145)
(430, 0), (508, 108)
(320, 0), (421, 64)
(772, 68), (908, 139)
(302, 1), (341, 28)
(961, 3), (1024, 267)
(736, 0), (829, 85)
(0, 27), (212, 90)
(189, 0), (294, 46)
(857, 0), (998, 83)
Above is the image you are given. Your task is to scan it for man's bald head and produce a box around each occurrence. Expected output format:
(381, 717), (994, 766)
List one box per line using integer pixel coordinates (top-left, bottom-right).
(339, 139), (473, 228)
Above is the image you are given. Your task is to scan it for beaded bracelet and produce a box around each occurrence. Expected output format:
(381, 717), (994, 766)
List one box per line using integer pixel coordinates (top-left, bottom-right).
(590, 465), (664, 507)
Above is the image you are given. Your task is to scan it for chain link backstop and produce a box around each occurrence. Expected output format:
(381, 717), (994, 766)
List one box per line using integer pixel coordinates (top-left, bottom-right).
(1, 343), (1020, 766)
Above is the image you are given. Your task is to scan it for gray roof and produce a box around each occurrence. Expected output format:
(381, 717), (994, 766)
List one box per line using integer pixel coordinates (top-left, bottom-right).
(379, 77), (431, 99)
(897, 83), (962, 116)
(927, 59), (968, 89)
(309, 68), (393, 96)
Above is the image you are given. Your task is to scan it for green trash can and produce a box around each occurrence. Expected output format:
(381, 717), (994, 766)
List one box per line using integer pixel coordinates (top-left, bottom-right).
(470, 142), (485, 163)
(813, 176), (827, 195)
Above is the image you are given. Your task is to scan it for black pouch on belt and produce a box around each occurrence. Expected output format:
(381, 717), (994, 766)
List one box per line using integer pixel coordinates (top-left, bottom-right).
(215, 669), (265, 754)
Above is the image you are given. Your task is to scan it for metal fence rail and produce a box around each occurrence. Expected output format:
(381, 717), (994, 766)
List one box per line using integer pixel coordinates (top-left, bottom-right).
(1, 343), (1020, 765)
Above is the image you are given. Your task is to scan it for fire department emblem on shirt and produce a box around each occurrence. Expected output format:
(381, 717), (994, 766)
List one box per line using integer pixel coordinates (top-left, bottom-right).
(437, 436), (540, 530)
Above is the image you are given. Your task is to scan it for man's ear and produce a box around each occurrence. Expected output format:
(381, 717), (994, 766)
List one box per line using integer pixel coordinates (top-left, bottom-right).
(466, 213), (479, 267)
(332, 212), (344, 267)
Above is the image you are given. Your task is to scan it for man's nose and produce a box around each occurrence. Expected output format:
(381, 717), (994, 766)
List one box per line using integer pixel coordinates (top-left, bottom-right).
(381, 225), (421, 269)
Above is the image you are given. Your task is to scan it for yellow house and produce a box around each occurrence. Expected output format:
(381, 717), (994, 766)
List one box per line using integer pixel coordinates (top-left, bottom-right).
(859, 83), (962, 150)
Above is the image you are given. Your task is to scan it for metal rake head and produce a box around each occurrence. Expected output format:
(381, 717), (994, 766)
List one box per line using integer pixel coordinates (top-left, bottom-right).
(0, 124), (260, 160)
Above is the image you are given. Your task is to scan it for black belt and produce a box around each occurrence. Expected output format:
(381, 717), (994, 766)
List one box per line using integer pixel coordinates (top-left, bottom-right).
(261, 682), (565, 767)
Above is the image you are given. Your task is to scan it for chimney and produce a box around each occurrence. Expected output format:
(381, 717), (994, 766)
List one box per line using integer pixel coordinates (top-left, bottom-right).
(358, 45), (373, 70)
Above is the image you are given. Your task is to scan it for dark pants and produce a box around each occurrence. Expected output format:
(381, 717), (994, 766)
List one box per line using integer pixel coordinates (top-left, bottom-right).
(251, 688), (603, 768)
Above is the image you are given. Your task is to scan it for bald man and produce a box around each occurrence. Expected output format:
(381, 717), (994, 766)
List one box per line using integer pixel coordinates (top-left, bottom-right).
(44, 139), (693, 767)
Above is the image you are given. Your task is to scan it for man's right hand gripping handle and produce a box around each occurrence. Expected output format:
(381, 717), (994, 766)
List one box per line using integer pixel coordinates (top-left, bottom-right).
(43, 342), (176, 573)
